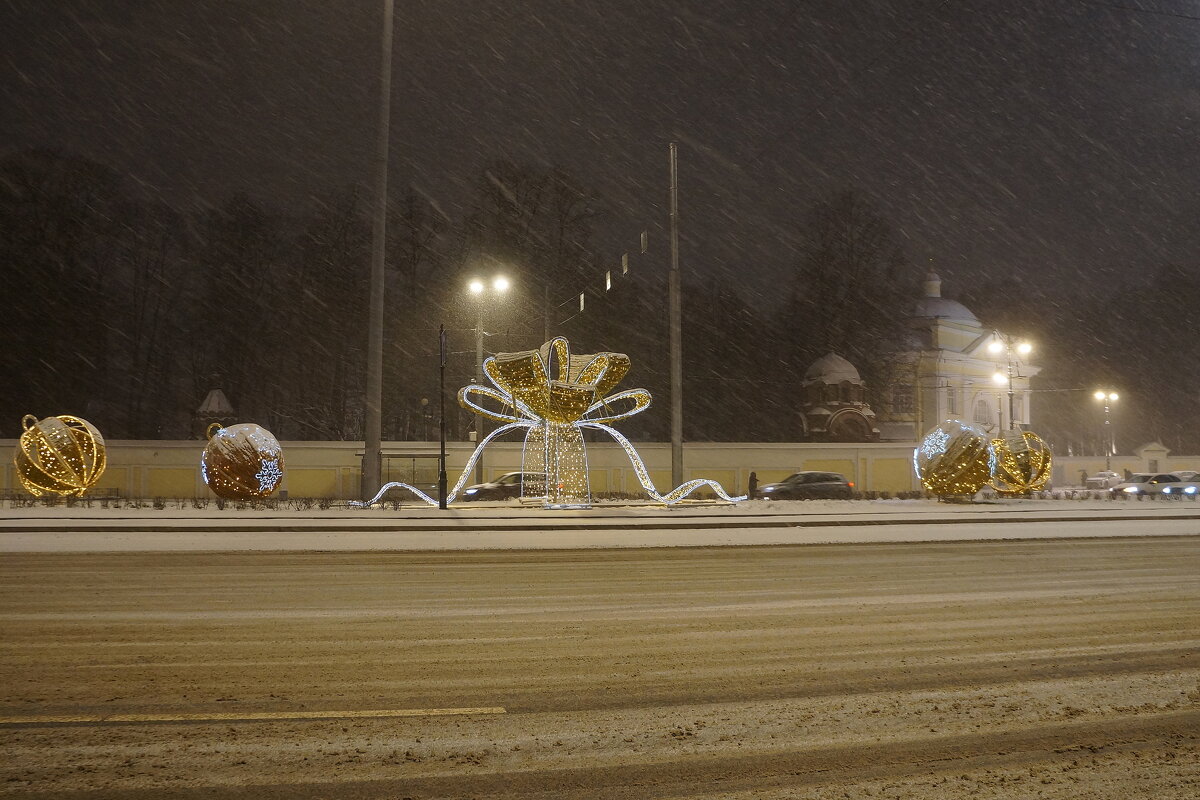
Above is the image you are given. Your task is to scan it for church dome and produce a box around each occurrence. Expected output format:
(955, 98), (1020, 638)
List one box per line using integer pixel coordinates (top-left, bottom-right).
(913, 270), (979, 324)
(803, 352), (862, 386)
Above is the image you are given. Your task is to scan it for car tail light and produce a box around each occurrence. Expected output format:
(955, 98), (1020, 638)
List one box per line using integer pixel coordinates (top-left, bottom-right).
(847, 481), (855, 488)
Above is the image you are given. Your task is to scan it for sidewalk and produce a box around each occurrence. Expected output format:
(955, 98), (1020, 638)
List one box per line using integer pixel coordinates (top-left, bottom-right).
(2, 498), (1197, 552)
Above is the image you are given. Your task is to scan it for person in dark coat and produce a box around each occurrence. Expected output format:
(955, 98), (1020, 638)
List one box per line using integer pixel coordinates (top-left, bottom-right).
(748, 471), (758, 499)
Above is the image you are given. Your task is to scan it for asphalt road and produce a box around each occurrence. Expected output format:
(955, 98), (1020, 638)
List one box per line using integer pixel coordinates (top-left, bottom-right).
(2, 537), (1198, 798)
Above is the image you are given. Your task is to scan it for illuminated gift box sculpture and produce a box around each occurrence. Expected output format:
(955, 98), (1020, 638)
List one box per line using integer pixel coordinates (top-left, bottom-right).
(360, 337), (743, 507)
(201, 422), (285, 500)
(14, 414), (107, 497)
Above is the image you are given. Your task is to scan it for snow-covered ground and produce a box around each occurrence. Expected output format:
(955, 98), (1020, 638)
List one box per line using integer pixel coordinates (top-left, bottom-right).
(1, 497), (1196, 553)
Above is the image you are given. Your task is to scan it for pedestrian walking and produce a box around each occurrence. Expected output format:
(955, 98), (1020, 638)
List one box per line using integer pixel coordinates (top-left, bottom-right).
(748, 471), (758, 499)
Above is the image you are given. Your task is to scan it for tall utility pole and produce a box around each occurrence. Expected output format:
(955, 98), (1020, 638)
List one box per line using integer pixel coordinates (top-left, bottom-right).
(1094, 390), (1118, 472)
(438, 325), (448, 509)
(668, 143), (683, 489)
(1006, 361), (1016, 430)
(362, 0), (394, 500)
(474, 300), (485, 484)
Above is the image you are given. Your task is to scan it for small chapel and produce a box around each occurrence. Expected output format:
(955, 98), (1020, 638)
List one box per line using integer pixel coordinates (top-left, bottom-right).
(798, 353), (881, 442)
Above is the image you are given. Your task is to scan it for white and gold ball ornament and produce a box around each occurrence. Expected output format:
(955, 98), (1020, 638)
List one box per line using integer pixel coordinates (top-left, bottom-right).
(14, 414), (108, 497)
(201, 423), (285, 500)
(914, 419), (995, 497)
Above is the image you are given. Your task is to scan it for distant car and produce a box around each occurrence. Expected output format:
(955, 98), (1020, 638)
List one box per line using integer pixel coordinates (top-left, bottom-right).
(1110, 473), (1184, 496)
(460, 471), (543, 501)
(1085, 471), (1122, 490)
(756, 471), (854, 500)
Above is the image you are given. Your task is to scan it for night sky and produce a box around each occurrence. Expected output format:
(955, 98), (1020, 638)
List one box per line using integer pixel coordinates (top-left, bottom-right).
(3, 0), (1198, 304)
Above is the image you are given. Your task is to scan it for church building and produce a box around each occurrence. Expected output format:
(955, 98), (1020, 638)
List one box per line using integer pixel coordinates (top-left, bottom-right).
(874, 271), (1039, 441)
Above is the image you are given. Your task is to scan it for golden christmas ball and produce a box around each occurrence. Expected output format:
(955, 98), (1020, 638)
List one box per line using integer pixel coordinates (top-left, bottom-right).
(914, 419), (994, 497)
(14, 414), (107, 497)
(989, 430), (1053, 495)
(201, 423), (285, 500)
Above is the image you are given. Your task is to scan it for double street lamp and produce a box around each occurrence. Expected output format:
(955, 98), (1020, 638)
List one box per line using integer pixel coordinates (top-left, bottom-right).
(468, 275), (510, 483)
(1093, 390), (1119, 471)
(989, 335), (1033, 431)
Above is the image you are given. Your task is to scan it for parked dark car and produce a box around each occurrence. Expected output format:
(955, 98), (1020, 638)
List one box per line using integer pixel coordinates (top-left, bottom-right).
(756, 471), (855, 500)
(460, 471), (543, 501)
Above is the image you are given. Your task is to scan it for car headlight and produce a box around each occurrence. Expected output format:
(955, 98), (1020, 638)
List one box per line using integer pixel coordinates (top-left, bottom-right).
(464, 488), (478, 495)
(1186, 486), (1197, 494)
(1123, 486), (1139, 493)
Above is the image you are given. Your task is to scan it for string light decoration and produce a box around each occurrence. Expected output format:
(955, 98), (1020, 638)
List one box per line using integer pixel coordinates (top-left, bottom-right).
(356, 337), (745, 508)
(989, 430), (1052, 495)
(913, 419), (995, 497)
(14, 414), (107, 497)
(201, 422), (285, 500)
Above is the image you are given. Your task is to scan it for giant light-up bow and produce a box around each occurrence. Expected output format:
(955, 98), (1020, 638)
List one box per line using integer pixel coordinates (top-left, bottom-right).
(358, 337), (744, 507)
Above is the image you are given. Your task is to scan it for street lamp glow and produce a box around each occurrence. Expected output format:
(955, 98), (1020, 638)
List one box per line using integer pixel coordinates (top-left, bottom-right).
(1108, 392), (1118, 401)
(1016, 341), (1032, 356)
(1094, 390), (1107, 400)
(993, 372), (1008, 386)
(468, 279), (484, 295)
(988, 340), (1003, 354)
(492, 276), (510, 293)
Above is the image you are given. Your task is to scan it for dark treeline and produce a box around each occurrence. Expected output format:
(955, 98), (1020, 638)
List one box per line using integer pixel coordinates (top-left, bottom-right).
(2, 149), (1196, 452)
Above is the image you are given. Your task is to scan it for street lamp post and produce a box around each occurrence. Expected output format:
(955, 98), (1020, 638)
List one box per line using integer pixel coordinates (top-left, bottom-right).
(1093, 390), (1119, 471)
(989, 335), (1033, 431)
(468, 275), (509, 484)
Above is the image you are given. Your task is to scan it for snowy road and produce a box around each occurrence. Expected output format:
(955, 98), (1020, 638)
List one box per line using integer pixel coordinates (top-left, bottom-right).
(1, 537), (1197, 798)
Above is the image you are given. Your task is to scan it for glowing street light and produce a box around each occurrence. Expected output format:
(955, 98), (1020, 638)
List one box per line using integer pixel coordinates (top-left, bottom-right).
(1094, 390), (1119, 471)
(989, 333), (1033, 430)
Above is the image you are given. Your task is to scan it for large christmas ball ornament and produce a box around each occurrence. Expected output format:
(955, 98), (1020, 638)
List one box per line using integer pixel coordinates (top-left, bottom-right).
(14, 414), (107, 497)
(989, 430), (1052, 495)
(201, 423), (285, 500)
(914, 419), (995, 497)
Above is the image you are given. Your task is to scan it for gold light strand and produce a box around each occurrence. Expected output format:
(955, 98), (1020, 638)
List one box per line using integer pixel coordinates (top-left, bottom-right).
(14, 414), (107, 497)
(989, 430), (1052, 495)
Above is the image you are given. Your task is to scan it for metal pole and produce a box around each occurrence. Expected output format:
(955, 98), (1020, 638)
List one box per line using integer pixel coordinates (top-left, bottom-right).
(1007, 360), (1016, 430)
(668, 142), (683, 489)
(1103, 401), (1112, 472)
(438, 324), (448, 509)
(474, 301), (485, 485)
(362, 0), (393, 500)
